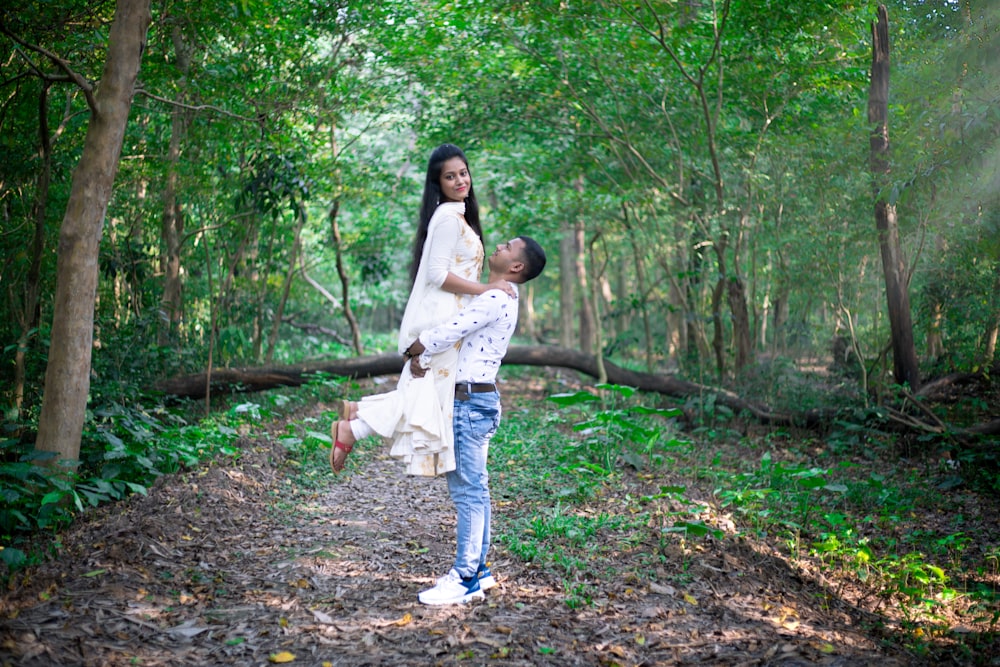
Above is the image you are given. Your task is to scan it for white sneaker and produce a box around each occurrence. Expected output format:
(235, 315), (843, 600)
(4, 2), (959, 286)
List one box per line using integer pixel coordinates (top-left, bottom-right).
(435, 564), (496, 590)
(477, 564), (497, 591)
(418, 569), (485, 605)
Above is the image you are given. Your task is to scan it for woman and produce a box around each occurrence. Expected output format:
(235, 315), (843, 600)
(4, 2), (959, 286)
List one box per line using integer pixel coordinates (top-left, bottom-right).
(330, 144), (513, 476)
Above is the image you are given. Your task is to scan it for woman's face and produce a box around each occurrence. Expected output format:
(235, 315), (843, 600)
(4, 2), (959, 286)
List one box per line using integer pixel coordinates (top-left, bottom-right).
(438, 156), (471, 202)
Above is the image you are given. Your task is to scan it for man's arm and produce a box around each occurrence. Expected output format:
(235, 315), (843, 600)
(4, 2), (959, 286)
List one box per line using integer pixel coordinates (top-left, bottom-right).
(403, 289), (512, 376)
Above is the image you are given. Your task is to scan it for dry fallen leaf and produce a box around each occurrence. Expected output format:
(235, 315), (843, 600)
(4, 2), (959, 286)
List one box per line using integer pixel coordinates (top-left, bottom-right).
(648, 582), (675, 596)
(683, 593), (698, 605)
(269, 651), (296, 663)
(312, 609), (334, 624)
(394, 613), (413, 627)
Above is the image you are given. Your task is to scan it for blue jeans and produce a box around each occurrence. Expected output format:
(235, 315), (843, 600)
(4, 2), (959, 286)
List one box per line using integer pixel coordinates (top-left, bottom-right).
(447, 391), (500, 579)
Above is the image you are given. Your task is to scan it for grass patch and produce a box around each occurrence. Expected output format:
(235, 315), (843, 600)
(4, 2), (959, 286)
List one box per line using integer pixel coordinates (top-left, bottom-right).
(487, 378), (1000, 661)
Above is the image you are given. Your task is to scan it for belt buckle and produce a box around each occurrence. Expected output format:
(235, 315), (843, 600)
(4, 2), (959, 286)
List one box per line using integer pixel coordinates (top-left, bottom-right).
(455, 382), (471, 401)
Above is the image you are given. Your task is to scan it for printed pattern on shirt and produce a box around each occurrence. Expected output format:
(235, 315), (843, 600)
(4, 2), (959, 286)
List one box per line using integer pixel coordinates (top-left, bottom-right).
(420, 289), (518, 384)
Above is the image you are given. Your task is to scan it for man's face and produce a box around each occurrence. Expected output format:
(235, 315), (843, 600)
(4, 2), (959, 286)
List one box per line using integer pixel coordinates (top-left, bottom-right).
(488, 237), (526, 274)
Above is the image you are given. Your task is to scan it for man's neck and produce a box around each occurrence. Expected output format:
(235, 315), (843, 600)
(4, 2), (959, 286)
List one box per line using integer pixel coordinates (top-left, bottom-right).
(486, 272), (517, 285)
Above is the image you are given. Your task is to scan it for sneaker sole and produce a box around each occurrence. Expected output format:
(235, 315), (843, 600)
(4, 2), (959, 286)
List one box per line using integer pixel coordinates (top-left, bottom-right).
(418, 589), (485, 605)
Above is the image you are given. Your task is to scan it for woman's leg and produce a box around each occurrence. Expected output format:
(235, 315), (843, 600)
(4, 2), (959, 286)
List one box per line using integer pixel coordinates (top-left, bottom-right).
(330, 417), (375, 473)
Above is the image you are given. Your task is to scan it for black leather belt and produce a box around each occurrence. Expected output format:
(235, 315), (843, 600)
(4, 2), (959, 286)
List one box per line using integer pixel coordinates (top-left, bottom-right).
(455, 382), (497, 401)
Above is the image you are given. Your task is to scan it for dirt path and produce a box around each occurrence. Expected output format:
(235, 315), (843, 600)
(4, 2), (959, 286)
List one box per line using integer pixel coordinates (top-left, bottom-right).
(0, 395), (922, 666)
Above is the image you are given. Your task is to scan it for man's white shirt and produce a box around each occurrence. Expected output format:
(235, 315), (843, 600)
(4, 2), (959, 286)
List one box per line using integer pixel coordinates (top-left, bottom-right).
(417, 286), (519, 385)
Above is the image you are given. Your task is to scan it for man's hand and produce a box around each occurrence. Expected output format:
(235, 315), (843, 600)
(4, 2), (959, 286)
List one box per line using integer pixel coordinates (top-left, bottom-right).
(409, 355), (427, 378)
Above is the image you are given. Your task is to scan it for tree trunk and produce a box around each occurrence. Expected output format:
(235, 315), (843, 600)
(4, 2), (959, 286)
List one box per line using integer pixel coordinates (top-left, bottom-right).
(201, 233), (216, 415)
(35, 0), (152, 466)
(14, 83), (53, 417)
(517, 281), (538, 342)
(329, 200), (363, 355)
(265, 209), (305, 363)
(983, 267), (1000, 367)
(327, 121), (363, 355)
(710, 276), (726, 379)
(984, 322), (998, 369)
(559, 225), (575, 348)
(710, 234), (729, 380)
(253, 210), (278, 361)
(729, 211), (753, 374)
(868, 4), (921, 390)
(667, 272), (686, 366)
(771, 248), (790, 355)
(575, 221), (596, 354)
(623, 203), (654, 372)
(660, 232), (688, 368)
(157, 25), (192, 346)
(926, 298), (944, 362)
(587, 235), (608, 384)
(728, 276), (752, 373)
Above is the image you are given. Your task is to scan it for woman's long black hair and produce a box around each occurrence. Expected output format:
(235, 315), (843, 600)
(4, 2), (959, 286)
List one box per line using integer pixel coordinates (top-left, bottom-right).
(409, 144), (483, 284)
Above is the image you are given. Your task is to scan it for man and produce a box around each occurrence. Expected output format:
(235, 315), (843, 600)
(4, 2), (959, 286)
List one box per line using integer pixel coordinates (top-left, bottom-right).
(405, 235), (546, 605)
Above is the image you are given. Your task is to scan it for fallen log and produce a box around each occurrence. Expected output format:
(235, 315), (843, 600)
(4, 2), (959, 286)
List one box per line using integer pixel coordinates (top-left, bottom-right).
(153, 352), (405, 398)
(152, 345), (827, 427)
(503, 346), (830, 427)
(151, 344), (997, 445)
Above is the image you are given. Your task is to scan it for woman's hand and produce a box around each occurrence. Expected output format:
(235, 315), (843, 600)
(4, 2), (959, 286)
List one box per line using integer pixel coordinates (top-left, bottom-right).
(485, 278), (517, 298)
(409, 356), (427, 378)
(405, 340), (428, 378)
(441, 272), (516, 299)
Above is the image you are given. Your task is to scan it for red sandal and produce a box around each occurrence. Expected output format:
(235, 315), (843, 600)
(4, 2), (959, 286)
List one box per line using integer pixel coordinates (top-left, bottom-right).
(329, 420), (354, 473)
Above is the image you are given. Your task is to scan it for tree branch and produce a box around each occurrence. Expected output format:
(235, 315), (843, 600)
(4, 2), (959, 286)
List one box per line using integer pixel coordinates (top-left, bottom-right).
(0, 23), (97, 110)
(134, 88), (259, 122)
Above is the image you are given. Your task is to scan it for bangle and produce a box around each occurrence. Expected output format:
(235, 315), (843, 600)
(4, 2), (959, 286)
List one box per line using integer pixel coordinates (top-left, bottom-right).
(403, 351), (412, 359)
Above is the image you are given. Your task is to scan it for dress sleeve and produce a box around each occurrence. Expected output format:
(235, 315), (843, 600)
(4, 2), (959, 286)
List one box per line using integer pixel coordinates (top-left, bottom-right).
(423, 213), (461, 288)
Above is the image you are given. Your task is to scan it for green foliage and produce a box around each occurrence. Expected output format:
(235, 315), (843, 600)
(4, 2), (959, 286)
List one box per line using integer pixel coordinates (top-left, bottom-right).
(3, 0), (999, 421)
(0, 400), (254, 576)
(491, 386), (724, 606)
(713, 451), (849, 544)
(695, 434), (1000, 644)
(547, 384), (685, 475)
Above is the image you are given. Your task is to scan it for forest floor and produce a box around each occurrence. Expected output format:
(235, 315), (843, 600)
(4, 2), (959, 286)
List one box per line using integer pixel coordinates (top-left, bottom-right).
(1, 373), (998, 666)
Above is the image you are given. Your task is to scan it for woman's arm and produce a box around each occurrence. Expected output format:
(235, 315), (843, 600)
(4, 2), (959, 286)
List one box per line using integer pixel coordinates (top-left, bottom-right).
(424, 213), (516, 298)
(440, 272), (516, 298)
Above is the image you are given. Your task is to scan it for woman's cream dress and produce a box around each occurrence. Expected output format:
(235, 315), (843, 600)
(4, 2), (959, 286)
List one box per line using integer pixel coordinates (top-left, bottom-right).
(354, 201), (484, 476)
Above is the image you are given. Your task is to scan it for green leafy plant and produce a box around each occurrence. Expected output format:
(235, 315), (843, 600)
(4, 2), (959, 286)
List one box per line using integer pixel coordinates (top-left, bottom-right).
(0, 400), (253, 579)
(548, 384), (683, 474)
